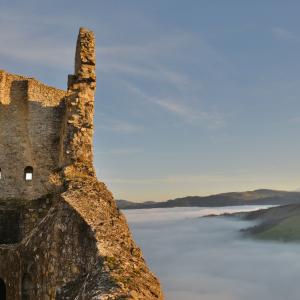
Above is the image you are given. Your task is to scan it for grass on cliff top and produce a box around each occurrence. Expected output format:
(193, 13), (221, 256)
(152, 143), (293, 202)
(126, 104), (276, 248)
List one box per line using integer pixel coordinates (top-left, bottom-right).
(254, 215), (300, 242)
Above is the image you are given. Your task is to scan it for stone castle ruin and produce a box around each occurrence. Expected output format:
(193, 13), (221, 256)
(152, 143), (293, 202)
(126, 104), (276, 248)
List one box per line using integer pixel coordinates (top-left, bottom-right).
(0, 28), (163, 300)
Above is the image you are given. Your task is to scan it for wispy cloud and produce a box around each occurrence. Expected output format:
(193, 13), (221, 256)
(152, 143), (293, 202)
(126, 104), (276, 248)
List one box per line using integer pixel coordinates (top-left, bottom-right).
(288, 116), (300, 124)
(96, 147), (143, 156)
(98, 60), (191, 87)
(0, 10), (74, 70)
(272, 27), (298, 42)
(97, 118), (143, 133)
(96, 37), (194, 89)
(124, 83), (225, 128)
(96, 32), (227, 89)
(94, 33), (228, 129)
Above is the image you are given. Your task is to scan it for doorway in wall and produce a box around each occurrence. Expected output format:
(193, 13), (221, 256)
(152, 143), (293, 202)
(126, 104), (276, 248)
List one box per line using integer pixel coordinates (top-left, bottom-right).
(0, 278), (6, 300)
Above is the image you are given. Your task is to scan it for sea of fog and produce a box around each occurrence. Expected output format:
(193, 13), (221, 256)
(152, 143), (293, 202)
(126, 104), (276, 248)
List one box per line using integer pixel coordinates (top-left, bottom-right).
(124, 206), (300, 300)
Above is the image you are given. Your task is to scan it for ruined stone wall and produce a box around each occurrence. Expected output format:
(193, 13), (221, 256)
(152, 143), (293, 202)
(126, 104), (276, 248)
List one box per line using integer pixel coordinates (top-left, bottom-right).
(0, 27), (164, 300)
(19, 195), (99, 300)
(0, 72), (66, 200)
(60, 28), (96, 175)
(0, 28), (96, 200)
(0, 246), (21, 300)
(0, 195), (54, 245)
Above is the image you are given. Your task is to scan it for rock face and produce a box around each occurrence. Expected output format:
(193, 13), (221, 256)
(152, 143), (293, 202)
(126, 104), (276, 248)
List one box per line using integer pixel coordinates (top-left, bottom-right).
(0, 28), (164, 300)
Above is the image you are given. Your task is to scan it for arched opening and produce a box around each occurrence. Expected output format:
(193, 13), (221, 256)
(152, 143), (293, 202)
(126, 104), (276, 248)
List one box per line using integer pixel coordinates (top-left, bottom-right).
(0, 278), (6, 299)
(24, 166), (33, 181)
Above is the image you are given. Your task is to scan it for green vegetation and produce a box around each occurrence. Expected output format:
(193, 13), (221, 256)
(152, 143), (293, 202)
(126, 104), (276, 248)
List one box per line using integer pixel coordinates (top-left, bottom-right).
(254, 215), (300, 242)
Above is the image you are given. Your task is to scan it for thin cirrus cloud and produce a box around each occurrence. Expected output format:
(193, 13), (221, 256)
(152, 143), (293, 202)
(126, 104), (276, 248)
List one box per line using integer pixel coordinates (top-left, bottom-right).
(124, 83), (226, 129)
(95, 34), (228, 129)
(96, 147), (143, 156)
(96, 32), (228, 89)
(96, 35), (197, 87)
(96, 115), (143, 134)
(271, 27), (299, 42)
(0, 16), (73, 70)
(98, 59), (191, 87)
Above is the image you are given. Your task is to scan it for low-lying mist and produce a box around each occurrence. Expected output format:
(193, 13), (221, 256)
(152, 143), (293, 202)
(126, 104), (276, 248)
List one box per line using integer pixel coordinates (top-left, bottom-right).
(124, 206), (300, 300)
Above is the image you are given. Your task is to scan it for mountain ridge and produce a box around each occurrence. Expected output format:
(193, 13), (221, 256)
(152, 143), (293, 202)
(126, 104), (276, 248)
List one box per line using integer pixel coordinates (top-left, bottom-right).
(117, 189), (300, 209)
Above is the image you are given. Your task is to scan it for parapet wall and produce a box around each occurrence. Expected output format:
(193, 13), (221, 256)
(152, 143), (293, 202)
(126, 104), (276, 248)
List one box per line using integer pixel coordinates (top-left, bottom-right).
(0, 72), (66, 200)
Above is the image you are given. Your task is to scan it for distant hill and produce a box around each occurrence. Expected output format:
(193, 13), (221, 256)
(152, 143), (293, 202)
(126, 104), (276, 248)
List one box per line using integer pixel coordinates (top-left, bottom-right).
(117, 189), (300, 209)
(241, 204), (300, 241)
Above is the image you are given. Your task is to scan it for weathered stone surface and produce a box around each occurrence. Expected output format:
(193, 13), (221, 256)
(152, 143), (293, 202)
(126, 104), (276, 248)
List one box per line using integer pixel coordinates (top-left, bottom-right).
(0, 72), (66, 200)
(0, 28), (164, 300)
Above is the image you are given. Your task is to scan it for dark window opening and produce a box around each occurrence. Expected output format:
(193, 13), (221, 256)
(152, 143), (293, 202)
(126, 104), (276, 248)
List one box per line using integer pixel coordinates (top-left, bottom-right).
(0, 168), (2, 180)
(0, 209), (20, 244)
(0, 278), (6, 300)
(24, 166), (33, 181)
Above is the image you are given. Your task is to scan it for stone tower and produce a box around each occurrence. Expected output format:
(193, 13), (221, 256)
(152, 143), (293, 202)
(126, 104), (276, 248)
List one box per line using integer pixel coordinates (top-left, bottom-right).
(0, 28), (164, 300)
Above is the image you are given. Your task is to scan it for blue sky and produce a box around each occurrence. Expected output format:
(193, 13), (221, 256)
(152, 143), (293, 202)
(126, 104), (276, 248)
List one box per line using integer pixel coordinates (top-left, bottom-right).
(1, 1), (300, 201)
